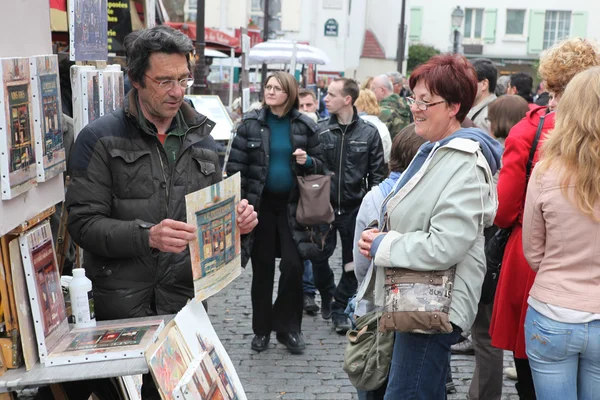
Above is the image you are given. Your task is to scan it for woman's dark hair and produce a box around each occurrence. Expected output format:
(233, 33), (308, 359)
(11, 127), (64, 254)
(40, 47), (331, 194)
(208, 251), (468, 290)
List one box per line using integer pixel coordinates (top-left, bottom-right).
(123, 25), (194, 87)
(409, 54), (478, 123)
(487, 95), (529, 139)
(388, 123), (427, 173)
(261, 71), (299, 116)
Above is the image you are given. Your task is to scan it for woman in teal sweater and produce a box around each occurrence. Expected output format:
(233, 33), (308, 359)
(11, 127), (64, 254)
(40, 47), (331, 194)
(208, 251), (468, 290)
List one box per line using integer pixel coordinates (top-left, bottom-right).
(227, 72), (324, 355)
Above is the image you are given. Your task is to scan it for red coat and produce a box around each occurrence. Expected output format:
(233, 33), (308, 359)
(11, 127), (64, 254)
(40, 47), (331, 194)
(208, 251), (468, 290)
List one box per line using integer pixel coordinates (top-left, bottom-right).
(489, 106), (555, 359)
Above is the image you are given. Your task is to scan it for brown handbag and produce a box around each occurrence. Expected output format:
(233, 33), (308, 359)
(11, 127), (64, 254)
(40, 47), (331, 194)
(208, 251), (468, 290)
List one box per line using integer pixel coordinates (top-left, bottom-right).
(296, 174), (334, 226)
(379, 267), (456, 334)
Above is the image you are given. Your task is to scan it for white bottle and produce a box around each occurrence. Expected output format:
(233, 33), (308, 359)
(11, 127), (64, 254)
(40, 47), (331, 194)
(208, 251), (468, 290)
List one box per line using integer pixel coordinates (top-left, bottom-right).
(69, 268), (96, 328)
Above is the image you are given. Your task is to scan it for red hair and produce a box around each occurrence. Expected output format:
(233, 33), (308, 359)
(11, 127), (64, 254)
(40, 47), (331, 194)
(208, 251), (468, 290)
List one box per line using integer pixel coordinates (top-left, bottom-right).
(409, 54), (477, 122)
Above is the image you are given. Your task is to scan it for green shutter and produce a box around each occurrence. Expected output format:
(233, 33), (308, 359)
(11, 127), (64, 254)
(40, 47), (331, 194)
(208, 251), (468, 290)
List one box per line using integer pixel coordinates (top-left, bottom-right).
(409, 7), (423, 42)
(484, 9), (497, 43)
(572, 11), (588, 38)
(528, 10), (546, 54)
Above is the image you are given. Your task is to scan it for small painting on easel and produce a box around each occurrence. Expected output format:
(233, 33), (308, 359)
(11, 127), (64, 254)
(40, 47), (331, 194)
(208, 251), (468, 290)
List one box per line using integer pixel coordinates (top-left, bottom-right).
(0, 57), (37, 200)
(30, 54), (66, 182)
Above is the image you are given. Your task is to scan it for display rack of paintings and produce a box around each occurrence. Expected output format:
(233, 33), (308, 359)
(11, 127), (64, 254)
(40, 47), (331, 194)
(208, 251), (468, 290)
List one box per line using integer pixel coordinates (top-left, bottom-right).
(29, 55), (66, 182)
(146, 299), (246, 400)
(185, 173), (241, 302)
(69, 0), (108, 62)
(0, 57), (37, 200)
(71, 64), (124, 140)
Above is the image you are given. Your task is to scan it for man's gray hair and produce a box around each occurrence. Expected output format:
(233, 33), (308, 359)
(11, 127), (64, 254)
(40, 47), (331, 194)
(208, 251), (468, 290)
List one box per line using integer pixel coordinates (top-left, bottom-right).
(377, 74), (394, 92)
(495, 75), (510, 96)
(124, 25), (194, 87)
(387, 71), (404, 85)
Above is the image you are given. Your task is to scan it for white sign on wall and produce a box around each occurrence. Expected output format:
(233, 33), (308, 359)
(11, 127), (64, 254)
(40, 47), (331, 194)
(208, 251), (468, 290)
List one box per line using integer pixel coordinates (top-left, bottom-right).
(323, 0), (343, 9)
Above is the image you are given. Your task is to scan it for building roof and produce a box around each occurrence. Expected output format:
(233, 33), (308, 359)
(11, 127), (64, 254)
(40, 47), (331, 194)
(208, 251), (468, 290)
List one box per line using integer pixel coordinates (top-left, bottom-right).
(361, 29), (386, 59)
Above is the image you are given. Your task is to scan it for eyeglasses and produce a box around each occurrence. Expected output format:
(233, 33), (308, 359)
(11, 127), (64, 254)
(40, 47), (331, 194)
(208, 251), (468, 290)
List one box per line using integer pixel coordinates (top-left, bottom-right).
(406, 97), (446, 111)
(265, 85), (285, 93)
(145, 75), (194, 90)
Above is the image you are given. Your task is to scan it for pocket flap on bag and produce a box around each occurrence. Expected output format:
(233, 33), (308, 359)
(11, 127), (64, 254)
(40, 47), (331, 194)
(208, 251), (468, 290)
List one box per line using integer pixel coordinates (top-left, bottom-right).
(108, 148), (151, 163)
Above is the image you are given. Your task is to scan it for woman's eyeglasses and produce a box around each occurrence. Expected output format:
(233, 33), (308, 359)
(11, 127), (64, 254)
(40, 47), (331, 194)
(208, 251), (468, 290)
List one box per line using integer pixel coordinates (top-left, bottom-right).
(265, 85), (285, 93)
(406, 97), (446, 111)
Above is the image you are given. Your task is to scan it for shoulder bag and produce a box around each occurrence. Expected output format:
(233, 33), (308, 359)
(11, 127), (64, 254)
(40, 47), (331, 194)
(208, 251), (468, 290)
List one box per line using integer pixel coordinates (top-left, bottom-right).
(343, 311), (394, 391)
(296, 174), (334, 226)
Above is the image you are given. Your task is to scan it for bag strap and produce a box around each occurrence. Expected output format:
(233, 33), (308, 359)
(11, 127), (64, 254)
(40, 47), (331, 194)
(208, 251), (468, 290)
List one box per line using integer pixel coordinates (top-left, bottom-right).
(525, 113), (546, 181)
(471, 103), (488, 122)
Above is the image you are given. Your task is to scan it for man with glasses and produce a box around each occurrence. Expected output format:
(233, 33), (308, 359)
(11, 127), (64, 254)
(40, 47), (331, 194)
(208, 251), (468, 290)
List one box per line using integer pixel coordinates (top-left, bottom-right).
(66, 26), (257, 398)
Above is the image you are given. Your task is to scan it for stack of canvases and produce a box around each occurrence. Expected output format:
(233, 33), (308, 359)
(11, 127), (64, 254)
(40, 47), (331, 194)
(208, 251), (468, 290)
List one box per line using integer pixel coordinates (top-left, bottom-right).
(70, 64), (124, 139)
(0, 55), (66, 200)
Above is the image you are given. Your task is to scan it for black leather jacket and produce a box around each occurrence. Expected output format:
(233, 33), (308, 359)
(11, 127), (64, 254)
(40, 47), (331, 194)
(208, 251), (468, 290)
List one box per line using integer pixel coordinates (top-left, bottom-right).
(317, 108), (387, 211)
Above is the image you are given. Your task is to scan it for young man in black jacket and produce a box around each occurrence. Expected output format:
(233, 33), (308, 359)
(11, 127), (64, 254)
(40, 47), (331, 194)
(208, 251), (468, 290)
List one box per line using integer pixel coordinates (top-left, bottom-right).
(313, 77), (386, 333)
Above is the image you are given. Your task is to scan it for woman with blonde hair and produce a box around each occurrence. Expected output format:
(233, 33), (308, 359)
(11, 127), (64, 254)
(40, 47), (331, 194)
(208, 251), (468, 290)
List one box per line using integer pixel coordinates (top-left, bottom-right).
(489, 38), (600, 399)
(523, 65), (600, 399)
(355, 89), (392, 163)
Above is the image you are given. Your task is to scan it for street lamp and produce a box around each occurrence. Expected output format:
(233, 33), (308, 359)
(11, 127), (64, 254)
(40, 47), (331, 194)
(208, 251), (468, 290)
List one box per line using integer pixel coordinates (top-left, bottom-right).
(451, 6), (464, 54)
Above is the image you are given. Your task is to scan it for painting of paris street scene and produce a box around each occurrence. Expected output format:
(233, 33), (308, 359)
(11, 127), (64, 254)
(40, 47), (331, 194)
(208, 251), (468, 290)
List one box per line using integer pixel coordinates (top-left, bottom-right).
(0, 57), (37, 199)
(185, 173), (241, 302)
(33, 55), (66, 181)
(70, 0), (108, 61)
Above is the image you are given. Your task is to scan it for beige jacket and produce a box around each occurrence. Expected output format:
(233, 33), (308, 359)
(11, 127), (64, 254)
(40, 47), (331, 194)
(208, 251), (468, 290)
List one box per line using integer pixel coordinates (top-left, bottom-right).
(523, 164), (600, 313)
(467, 93), (496, 134)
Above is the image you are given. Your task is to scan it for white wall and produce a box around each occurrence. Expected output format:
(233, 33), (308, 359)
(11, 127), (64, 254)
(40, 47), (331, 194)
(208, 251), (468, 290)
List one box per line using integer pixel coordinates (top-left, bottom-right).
(367, 0), (403, 60)
(0, 0), (65, 235)
(353, 58), (397, 81)
(206, 0), (367, 73)
(287, 0), (367, 72)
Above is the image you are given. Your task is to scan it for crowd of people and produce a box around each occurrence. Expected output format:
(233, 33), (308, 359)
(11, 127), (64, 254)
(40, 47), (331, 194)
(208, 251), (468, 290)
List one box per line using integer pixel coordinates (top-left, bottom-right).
(61, 23), (600, 399)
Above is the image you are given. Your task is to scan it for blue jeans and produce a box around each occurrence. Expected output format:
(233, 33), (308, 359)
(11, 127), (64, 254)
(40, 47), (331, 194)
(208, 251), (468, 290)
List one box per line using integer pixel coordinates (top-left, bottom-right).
(384, 326), (462, 400)
(302, 260), (316, 295)
(525, 305), (600, 400)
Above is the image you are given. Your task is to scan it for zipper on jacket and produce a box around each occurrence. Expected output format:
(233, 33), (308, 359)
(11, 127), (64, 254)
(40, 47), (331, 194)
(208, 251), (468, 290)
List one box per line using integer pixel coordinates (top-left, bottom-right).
(155, 143), (169, 214)
(337, 125), (349, 214)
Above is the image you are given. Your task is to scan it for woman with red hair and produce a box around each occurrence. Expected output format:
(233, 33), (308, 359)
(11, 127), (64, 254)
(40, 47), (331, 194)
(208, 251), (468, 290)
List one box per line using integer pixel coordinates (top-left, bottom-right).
(357, 54), (502, 399)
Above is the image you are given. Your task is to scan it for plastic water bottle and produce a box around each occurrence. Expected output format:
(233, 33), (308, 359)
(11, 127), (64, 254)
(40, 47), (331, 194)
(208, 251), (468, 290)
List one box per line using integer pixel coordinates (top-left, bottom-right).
(69, 268), (96, 328)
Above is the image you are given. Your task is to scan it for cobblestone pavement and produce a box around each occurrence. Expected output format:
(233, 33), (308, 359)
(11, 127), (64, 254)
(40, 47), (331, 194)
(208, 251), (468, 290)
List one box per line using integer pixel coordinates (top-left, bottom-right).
(207, 241), (520, 400)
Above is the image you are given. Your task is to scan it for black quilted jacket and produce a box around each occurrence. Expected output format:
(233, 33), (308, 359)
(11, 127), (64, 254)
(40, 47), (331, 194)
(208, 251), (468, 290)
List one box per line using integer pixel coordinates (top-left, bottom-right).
(66, 90), (221, 320)
(226, 107), (325, 264)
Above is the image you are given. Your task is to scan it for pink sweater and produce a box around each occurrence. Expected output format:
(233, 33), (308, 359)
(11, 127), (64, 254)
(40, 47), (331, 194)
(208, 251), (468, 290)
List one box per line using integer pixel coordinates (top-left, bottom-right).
(523, 164), (600, 314)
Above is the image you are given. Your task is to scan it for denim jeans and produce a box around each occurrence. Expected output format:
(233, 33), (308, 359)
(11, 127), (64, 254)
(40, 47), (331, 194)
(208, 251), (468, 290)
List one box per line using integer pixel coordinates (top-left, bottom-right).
(384, 326), (462, 400)
(302, 260), (317, 295)
(525, 305), (600, 400)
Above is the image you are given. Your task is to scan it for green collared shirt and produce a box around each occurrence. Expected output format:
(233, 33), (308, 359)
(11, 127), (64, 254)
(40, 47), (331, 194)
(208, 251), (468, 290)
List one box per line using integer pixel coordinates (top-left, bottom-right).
(136, 96), (189, 165)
